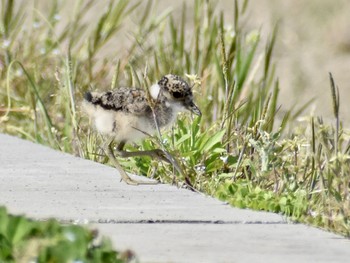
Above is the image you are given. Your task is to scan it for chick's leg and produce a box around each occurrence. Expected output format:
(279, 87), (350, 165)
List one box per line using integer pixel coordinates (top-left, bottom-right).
(104, 139), (158, 185)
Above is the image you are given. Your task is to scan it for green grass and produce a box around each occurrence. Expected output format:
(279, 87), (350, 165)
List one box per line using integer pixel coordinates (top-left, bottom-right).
(0, 0), (349, 251)
(0, 207), (129, 262)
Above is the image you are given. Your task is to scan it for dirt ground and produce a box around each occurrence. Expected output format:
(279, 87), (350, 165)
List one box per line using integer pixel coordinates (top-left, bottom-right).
(241, 0), (350, 125)
(210, 0), (350, 125)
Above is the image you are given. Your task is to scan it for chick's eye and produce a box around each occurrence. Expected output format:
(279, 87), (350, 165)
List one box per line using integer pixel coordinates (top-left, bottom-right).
(172, 91), (183, 98)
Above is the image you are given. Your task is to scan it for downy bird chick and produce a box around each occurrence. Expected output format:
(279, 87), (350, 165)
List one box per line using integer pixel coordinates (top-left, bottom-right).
(83, 74), (201, 185)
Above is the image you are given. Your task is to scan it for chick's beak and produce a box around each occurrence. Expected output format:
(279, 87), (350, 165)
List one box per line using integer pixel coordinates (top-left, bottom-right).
(186, 101), (202, 116)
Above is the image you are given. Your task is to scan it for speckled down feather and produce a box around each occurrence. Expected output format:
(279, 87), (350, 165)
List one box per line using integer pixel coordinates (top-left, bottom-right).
(82, 74), (201, 142)
(84, 87), (151, 115)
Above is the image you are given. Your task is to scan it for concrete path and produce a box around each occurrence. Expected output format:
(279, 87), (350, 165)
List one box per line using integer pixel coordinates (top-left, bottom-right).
(0, 133), (349, 262)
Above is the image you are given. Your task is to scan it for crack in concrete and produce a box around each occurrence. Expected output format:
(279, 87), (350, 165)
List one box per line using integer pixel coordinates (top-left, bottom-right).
(96, 219), (290, 225)
(53, 218), (290, 225)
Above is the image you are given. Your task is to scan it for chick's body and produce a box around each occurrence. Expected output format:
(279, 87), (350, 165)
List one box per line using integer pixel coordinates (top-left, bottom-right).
(83, 75), (201, 142)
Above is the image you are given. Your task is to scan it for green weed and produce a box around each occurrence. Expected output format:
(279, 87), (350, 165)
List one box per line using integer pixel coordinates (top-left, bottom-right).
(0, 206), (129, 262)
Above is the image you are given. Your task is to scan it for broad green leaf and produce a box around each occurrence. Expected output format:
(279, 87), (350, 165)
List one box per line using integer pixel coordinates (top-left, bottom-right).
(199, 129), (226, 153)
(175, 133), (191, 146)
(6, 216), (33, 245)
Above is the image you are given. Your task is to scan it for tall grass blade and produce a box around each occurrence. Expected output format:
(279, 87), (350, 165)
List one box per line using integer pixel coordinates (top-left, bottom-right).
(329, 72), (340, 155)
(264, 25), (278, 79)
(6, 60), (55, 145)
(110, 60), (121, 90)
(265, 80), (279, 132)
(237, 34), (259, 90)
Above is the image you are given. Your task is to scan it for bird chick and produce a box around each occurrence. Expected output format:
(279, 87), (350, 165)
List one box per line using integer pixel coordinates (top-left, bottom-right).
(83, 74), (201, 141)
(83, 74), (201, 185)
